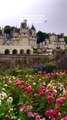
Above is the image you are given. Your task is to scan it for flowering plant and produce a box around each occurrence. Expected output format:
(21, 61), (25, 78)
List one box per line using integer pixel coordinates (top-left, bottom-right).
(0, 70), (67, 120)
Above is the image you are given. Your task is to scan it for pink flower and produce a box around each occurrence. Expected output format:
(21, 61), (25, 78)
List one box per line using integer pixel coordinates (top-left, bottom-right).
(28, 112), (34, 118)
(55, 102), (61, 108)
(7, 80), (12, 85)
(53, 91), (56, 97)
(56, 97), (66, 103)
(61, 117), (67, 120)
(52, 110), (58, 118)
(20, 105), (26, 112)
(36, 115), (41, 120)
(34, 112), (38, 116)
(5, 115), (10, 120)
(45, 109), (58, 118)
(27, 105), (33, 110)
(45, 110), (52, 116)
(56, 97), (67, 108)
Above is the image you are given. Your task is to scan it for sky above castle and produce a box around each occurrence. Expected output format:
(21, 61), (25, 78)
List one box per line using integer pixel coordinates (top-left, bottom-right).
(0, 0), (67, 35)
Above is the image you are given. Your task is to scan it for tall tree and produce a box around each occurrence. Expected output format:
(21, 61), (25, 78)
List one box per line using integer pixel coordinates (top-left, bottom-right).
(37, 31), (49, 43)
(4, 26), (12, 35)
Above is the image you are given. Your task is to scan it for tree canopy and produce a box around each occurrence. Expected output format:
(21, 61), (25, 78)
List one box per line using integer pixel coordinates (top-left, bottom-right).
(37, 31), (49, 43)
(64, 36), (67, 44)
(4, 26), (12, 35)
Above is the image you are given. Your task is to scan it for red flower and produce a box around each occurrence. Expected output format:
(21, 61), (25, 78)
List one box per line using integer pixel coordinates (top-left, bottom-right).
(38, 91), (44, 97)
(26, 85), (33, 94)
(15, 80), (25, 86)
(41, 86), (46, 92)
(47, 95), (53, 104)
(45, 109), (59, 118)
(38, 71), (42, 75)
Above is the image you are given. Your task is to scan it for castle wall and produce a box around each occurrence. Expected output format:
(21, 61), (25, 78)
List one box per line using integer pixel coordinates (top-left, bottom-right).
(0, 46), (33, 54)
(0, 36), (5, 45)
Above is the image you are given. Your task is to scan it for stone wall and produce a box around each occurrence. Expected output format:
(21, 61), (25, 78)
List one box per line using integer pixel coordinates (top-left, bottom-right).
(0, 55), (51, 70)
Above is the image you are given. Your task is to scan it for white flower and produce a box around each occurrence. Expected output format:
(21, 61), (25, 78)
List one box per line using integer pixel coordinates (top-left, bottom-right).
(11, 116), (17, 119)
(39, 79), (41, 81)
(33, 82), (36, 85)
(4, 84), (8, 87)
(2, 88), (6, 91)
(2, 91), (7, 98)
(17, 119), (21, 120)
(12, 76), (16, 80)
(54, 89), (57, 93)
(7, 97), (13, 103)
(43, 82), (45, 85)
(10, 108), (13, 111)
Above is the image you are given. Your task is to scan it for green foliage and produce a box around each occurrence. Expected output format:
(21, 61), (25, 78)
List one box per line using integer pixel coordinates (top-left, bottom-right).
(37, 31), (49, 43)
(0, 70), (67, 119)
(45, 62), (56, 73)
(0, 68), (35, 76)
(64, 36), (67, 44)
(4, 26), (12, 35)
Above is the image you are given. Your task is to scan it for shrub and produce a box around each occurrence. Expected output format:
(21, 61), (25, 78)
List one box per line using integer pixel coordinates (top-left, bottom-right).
(45, 62), (56, 73)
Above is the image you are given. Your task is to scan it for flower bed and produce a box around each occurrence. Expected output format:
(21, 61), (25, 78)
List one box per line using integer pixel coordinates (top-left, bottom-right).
(0, 70), (67, 120)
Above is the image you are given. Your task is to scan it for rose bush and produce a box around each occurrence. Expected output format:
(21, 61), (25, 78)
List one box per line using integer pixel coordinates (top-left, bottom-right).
(0, 70), (67, 120)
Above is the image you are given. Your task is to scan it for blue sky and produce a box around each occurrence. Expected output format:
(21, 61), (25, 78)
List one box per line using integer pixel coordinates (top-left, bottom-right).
(0, 0), (67, 35)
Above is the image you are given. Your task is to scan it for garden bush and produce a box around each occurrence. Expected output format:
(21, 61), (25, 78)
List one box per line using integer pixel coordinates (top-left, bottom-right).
(0, 70), (67, 120)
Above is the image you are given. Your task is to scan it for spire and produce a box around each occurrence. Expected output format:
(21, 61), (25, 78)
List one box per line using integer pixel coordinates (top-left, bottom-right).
(31, 25), (36, 31)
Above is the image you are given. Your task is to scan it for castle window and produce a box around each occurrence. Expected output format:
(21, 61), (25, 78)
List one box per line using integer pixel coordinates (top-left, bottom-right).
(4, 49), (10, 54)
(26, 49), (31, 55)
(20, 49), (24, 54)
(12, 49), (17, 54)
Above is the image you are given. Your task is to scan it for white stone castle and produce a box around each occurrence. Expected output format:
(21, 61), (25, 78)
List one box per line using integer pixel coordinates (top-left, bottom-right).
(0, 19), (66, 55)
(0, 20), (37, 55)
(37, 33), (66, 54)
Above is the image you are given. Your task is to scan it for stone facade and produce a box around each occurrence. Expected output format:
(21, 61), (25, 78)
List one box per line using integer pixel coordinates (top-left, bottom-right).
(37, 33), (66, 54)
(0, 20), (37, 55)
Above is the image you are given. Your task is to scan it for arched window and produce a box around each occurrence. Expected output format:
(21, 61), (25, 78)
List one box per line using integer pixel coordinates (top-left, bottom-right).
(20, 49), (24, 55)
(4, 49), (10, 54)
(12, 49), (17, 54)
(26, 49), (31, 55)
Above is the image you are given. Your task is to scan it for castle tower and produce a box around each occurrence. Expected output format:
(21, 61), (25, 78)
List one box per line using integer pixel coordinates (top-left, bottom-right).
(20, 20), (29, 46)
(0, 28), (5, 45)
(29, 25), (37, 48)
(30, 25), (36, 37)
